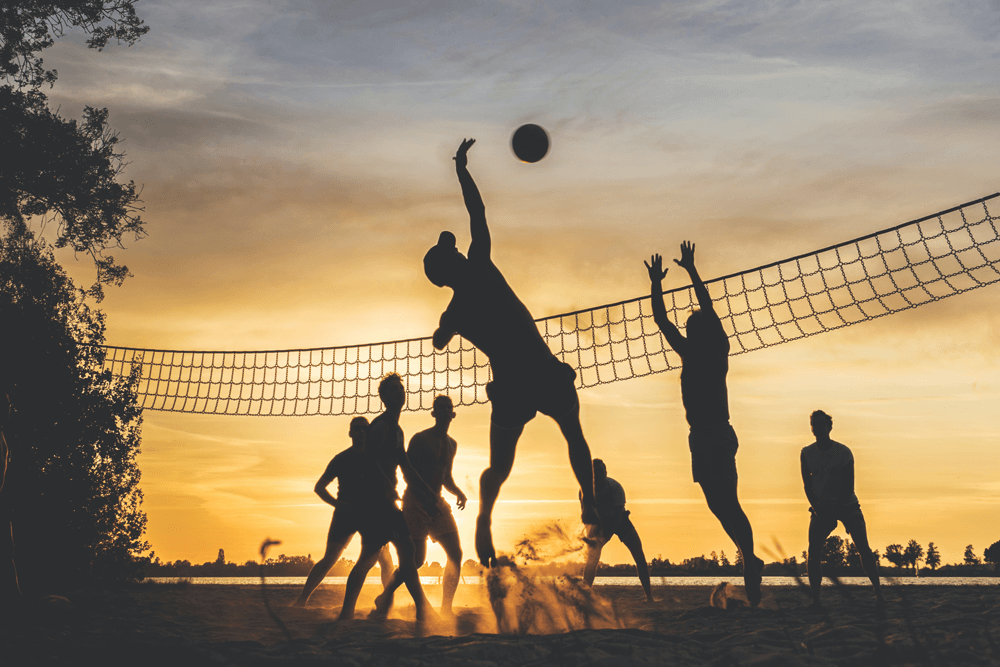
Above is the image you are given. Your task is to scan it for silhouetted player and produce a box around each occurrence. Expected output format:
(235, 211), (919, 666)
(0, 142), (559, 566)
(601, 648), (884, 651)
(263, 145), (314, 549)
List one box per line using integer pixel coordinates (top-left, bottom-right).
(374, 395), (467, 617)
(294, 416), (394, 607)
(645, 243), (763, 606)
(338, 374), (438, 622)
(802, 410), (885, 608)
(424, 138), (600, 567)
(581, 459), (654, 603)
(1, 392), (20, 605)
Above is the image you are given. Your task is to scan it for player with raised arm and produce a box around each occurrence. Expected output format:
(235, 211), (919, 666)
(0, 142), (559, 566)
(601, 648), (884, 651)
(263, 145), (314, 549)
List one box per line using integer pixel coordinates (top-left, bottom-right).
(373, 395), (467, 618)
(293, 416), (393, 608)
(338, 374), (439, 623)
(645, 242), (764, 606)
(802, 410), (885, 608)
(423, 138), (600, 567)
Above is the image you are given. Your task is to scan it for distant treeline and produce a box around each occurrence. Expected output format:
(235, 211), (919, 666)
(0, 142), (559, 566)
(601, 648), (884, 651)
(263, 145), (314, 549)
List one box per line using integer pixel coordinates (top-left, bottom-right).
(142, 539), (1000, 579)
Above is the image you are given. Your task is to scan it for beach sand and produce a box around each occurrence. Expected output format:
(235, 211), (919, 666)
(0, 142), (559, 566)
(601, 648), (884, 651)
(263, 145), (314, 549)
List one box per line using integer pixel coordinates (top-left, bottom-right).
(3, 580), (998, 665)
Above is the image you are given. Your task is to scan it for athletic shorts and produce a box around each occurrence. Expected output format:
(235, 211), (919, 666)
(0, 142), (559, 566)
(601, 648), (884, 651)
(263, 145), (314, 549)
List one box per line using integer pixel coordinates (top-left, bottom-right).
(327, 506), (363, 546)
(688, 423), (739, 484)
(810, 504), (866, 537)
(402, 492), (458, 544)
(487, 359), (579, 428)
(356, 502), (411, 549)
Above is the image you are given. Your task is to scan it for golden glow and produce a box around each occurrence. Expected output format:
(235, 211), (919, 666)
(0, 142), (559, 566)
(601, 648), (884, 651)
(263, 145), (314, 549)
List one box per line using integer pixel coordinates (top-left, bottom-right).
(38, 3), (1000, 570)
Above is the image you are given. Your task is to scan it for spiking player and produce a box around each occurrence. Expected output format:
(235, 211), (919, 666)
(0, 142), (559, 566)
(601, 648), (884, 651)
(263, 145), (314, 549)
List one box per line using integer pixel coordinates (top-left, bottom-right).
(422, 138), (601, 567)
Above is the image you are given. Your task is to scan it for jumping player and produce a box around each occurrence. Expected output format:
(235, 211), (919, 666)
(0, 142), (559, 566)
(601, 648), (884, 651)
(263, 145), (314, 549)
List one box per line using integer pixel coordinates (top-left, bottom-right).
(293, 416), (394, 607)
(645, 243), (764, 606)
(802, 410), (885, 608)
(423, 138), (600, 567)
(581, 459), (654, 603)
(374, 395), (467, 617)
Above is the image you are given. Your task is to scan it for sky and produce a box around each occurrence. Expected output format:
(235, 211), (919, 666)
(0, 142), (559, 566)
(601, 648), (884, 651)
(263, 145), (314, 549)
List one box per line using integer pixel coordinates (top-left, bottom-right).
(37, 0), (1000, 570)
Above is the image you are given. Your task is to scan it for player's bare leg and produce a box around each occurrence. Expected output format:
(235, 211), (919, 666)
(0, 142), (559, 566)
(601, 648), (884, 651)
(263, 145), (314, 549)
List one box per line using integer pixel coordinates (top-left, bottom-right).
(438, 531), (463, 615)
(295, 537), (350, 607)
(393, 534), (437, 623)
(618, 520), (655, 603)
(701, 478), (762, 606)
(849, 518), (886, 605)
(373, 536), (421, 618)
(476, 423), (521, 567)
(339, 543), (383, 621)
(371, 546), (397, 616)
(582, 530), (605, 586)
(552, 406), (600, 531)
(807, 514), (833, 609)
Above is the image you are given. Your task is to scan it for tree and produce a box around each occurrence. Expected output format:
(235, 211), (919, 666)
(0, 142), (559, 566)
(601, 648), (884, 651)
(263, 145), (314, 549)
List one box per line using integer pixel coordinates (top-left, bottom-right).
(1, 87), (144, 299)
(1, 1), (148, 89)
(1, 234), (146, 587)
(964, 545), (981, 566)
(903, 540), (924, 574)
(2, 1), (147, 299)
(925, 543), (940, 571)
(1, 1), (149, 589)
(719, 550), (730, 567)
(216, 549), (226, 566)
(984, 541), (1000, 569)
(822, 536), (848, 571)
(883, 544), (905, 569)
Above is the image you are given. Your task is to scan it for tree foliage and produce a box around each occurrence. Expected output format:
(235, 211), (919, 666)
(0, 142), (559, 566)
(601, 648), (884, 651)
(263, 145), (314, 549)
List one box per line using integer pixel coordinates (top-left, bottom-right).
(1, 230), (147, 587)
(984, 541), (1000, 568)
(964, 544), (981, 566)
(1, 1), (146, 299)
(0, 0), (149, 589)
(0, 81), (144, 300)
(925, 542), (940, 571)
(903, 540), (924, 573)
(1, 0), (148, 89)
(821, 535), (849, 570)
(883, 543), (905, 569)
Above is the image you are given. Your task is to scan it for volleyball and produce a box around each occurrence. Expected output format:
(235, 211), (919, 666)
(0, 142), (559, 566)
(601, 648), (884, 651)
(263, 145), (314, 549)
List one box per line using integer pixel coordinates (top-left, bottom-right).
(511, 124), (550, 163)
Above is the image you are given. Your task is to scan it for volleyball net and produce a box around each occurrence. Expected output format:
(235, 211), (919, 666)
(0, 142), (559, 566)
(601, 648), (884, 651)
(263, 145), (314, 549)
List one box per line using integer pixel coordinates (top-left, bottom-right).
(100, 192), (1000, 416)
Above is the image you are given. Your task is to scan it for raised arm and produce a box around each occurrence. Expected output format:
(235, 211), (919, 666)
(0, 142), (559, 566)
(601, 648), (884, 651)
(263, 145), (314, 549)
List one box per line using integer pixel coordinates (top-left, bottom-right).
(645, 254), (687, 356)
(454, 138), (490, 259)
(674, 241), (715, 315)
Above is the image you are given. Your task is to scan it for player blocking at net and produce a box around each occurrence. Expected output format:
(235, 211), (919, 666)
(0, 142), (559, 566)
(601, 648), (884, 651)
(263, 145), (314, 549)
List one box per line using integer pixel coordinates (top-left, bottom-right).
(423, 138), (602, 567)
(645, 243), (765, 606)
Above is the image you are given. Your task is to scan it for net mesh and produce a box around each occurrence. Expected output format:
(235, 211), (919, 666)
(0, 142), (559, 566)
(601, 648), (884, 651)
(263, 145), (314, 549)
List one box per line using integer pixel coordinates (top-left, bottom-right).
(101, 193), (1000, 416)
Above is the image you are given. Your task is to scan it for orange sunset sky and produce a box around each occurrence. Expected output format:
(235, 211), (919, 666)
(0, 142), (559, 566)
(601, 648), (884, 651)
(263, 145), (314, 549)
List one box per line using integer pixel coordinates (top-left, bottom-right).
(40, 1), (1000, 569)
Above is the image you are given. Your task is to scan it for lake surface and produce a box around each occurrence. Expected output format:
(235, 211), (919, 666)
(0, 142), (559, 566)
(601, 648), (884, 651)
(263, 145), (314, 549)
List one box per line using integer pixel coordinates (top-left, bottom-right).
(149, 576), (999, 587)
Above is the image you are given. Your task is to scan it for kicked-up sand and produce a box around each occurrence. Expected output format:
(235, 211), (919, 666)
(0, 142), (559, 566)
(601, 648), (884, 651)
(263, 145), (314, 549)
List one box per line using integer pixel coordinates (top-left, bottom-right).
(2, 578), (999, 665)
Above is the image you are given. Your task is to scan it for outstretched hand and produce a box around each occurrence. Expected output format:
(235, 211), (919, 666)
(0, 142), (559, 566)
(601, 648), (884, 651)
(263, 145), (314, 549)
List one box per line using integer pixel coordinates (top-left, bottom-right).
(455, 491), (467, 511)
(674, 240), (696, 271)
(644, 254), (668, 282)
(454, 138), (476, 169)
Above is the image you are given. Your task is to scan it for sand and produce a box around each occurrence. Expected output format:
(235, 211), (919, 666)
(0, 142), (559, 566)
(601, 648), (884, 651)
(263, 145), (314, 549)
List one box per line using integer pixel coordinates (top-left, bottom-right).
(2, 580), (999, 665)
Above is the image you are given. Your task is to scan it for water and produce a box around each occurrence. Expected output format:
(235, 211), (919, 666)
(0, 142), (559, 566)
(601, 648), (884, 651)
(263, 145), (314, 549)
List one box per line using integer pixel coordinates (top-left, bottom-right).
(148, 575), (999, 587)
